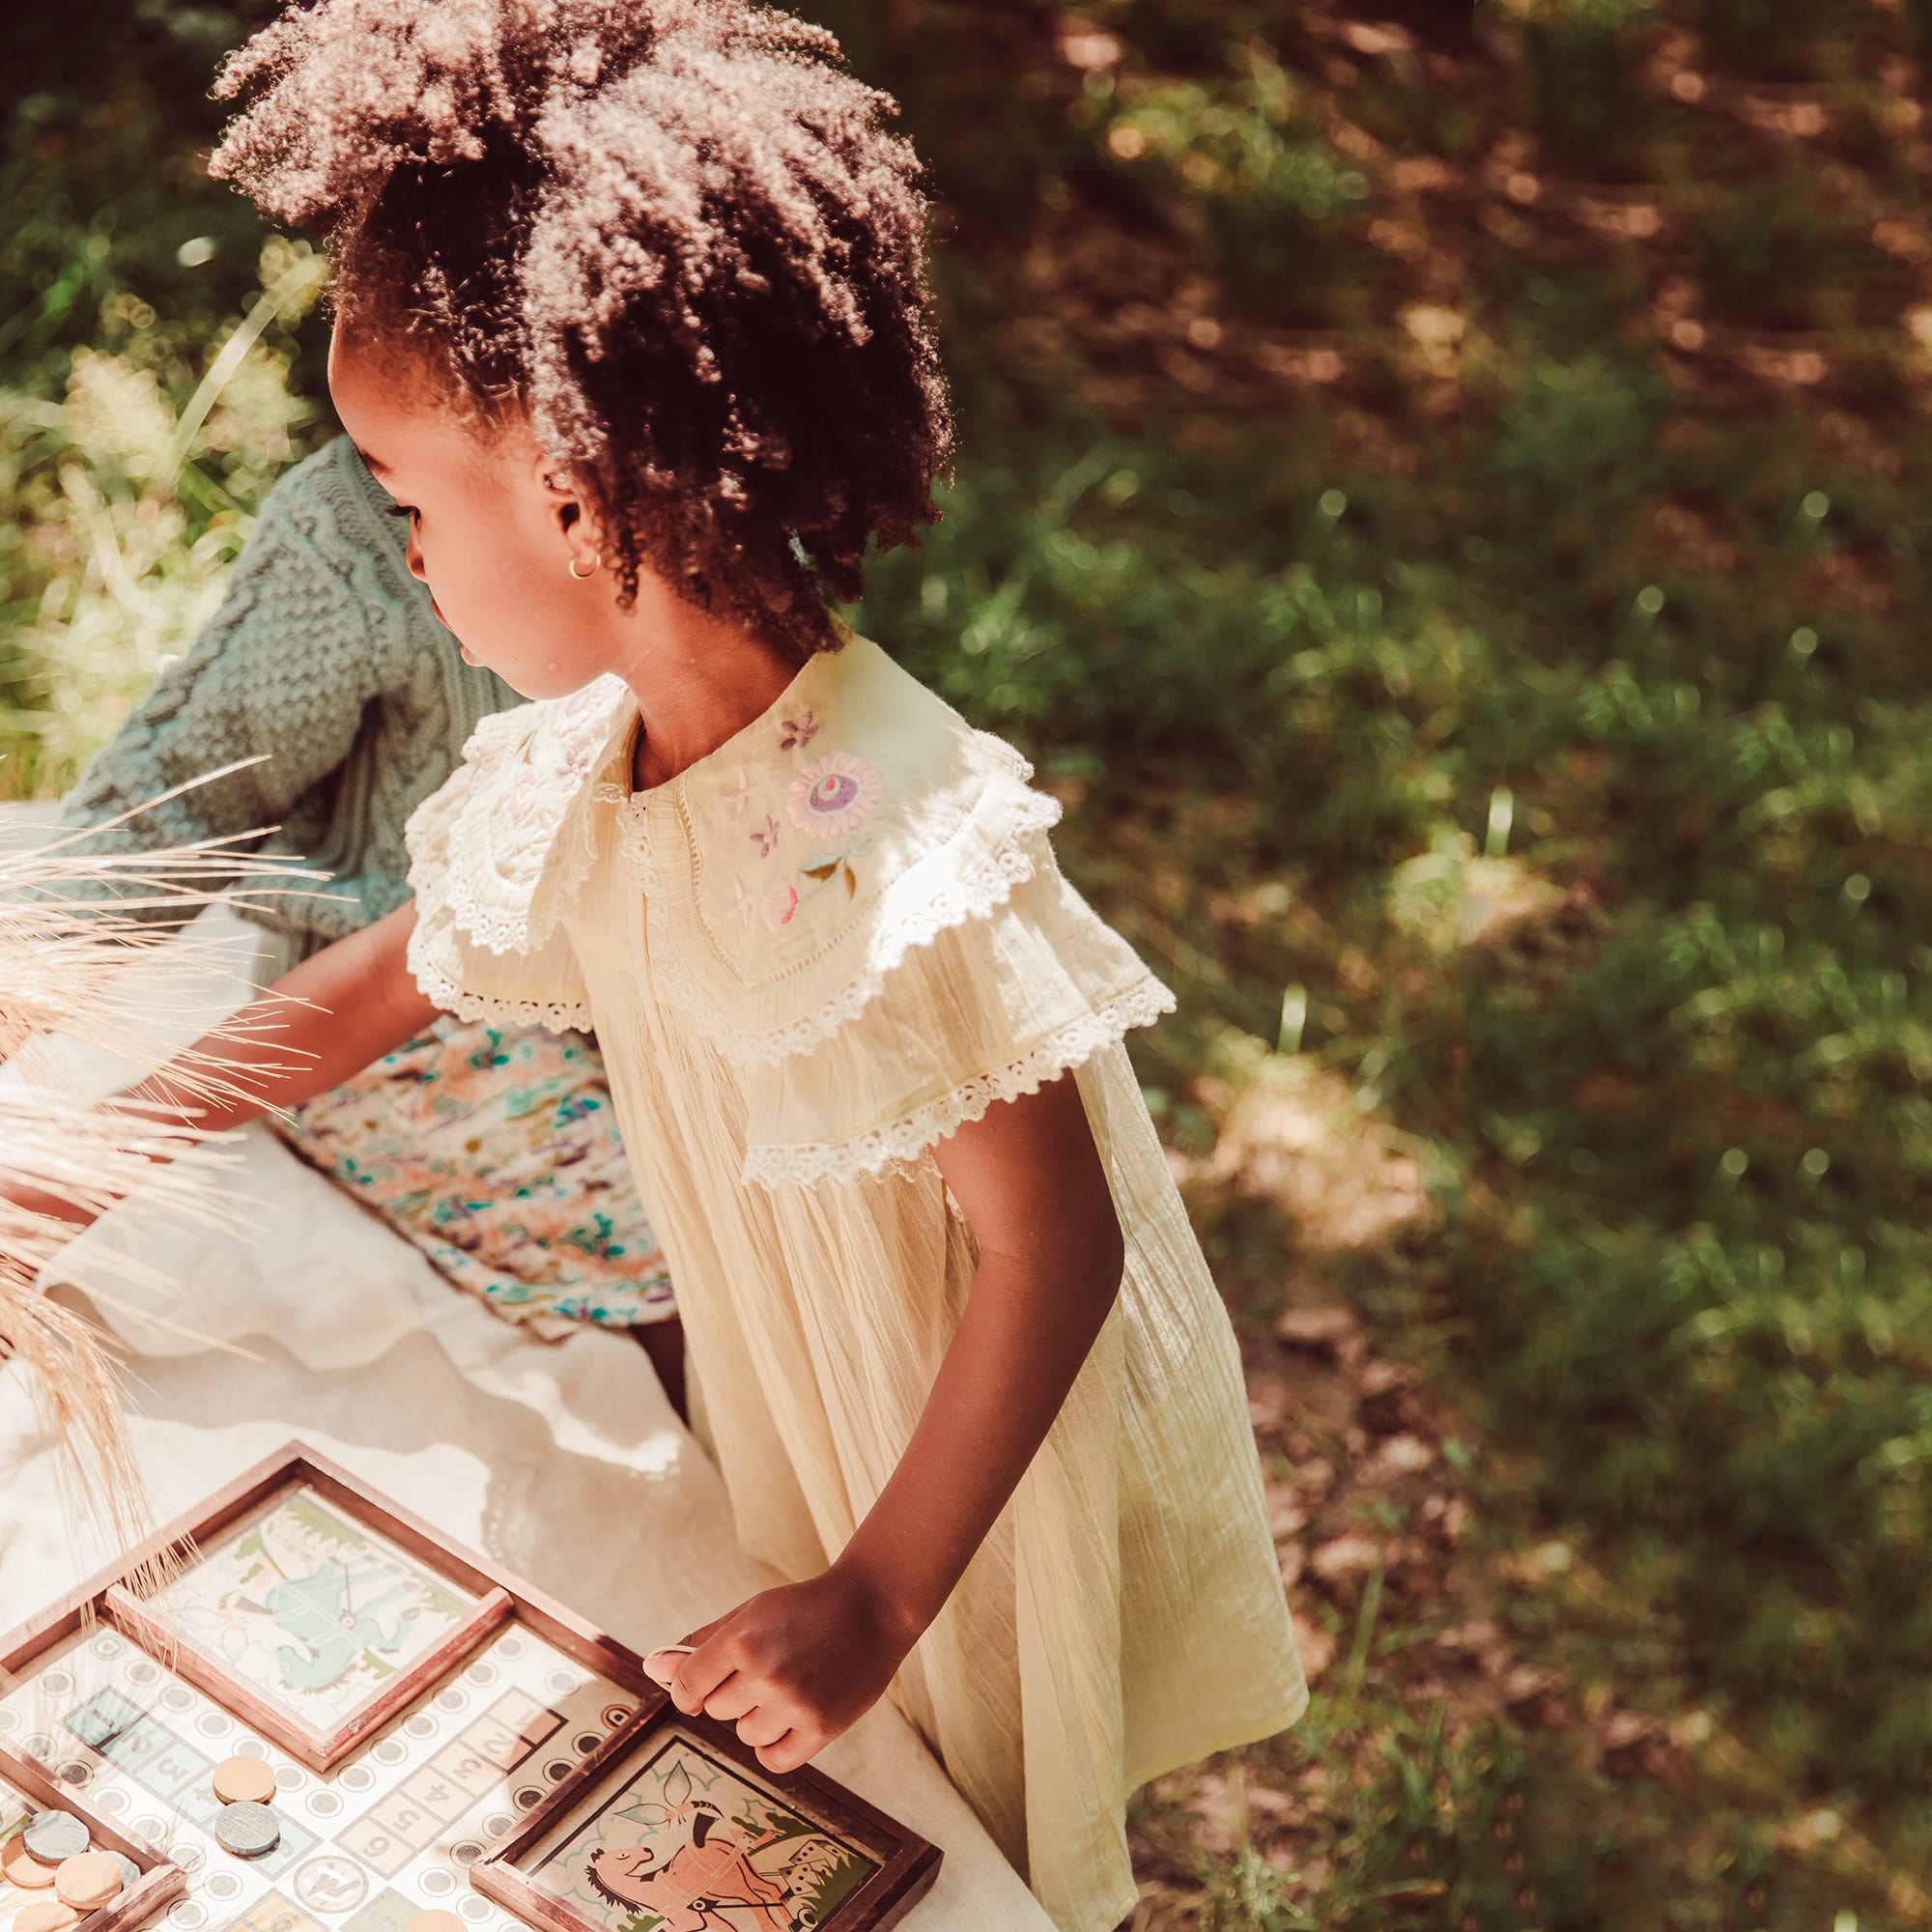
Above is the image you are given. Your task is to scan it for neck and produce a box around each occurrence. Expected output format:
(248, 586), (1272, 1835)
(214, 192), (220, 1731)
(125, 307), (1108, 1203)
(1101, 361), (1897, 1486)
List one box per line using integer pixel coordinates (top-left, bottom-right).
(607, 589), (805, 792)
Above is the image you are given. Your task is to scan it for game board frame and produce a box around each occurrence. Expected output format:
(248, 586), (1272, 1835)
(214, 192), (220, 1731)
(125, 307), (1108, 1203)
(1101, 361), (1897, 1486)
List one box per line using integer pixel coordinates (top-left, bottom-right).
(0, 1445), (640, 1774)
(472, 1702), (941, 1932)
(0, 1732), (186, 1932)
(0, 1444), (943, 1929)
(98, 1457), (515, 1775)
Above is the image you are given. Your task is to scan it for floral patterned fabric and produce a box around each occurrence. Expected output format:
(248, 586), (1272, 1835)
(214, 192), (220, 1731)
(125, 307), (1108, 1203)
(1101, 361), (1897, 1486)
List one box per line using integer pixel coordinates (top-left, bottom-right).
(273, 1014), (675, 1332)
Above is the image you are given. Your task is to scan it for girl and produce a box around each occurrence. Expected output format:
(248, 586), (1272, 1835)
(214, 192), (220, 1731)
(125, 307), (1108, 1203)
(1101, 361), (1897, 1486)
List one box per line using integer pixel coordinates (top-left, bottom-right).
(67, 2), (1306, 1924)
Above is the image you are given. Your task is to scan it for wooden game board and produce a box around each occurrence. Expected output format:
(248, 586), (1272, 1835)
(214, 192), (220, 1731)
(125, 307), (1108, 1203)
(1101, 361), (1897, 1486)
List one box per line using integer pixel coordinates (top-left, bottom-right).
(0, 1445), (940, 1932)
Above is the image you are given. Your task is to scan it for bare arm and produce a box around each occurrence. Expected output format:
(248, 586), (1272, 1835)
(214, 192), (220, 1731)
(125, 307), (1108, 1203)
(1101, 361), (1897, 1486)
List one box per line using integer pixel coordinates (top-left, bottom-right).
(14, 901), (439, 1225)
(842, 1072), (1124, 1635)
(122, 900), (439, 1132)
(654, 1068), (1124, 1772)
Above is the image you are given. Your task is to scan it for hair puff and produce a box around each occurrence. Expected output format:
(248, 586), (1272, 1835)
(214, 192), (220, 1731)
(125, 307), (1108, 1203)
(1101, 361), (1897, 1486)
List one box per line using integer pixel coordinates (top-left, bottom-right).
(211, 0), (953, 656)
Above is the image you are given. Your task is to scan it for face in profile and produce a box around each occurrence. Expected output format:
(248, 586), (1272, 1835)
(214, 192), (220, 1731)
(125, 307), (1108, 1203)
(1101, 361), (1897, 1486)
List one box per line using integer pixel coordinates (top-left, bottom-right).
(327, 318), (611, 702)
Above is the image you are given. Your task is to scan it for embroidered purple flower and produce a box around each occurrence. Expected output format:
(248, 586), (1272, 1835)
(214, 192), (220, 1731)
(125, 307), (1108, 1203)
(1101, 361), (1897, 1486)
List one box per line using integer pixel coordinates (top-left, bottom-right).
(750, 812), (781, 857)
(788, 751), (882, 838)
(779, 709), (818, 751)
(761, 879), (799, 930)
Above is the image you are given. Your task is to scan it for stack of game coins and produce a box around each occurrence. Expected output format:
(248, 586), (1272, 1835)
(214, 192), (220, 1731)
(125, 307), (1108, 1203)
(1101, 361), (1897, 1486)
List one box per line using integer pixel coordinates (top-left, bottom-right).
(2, 1809), (138, 1930)
(210, 1757), (279, 1861)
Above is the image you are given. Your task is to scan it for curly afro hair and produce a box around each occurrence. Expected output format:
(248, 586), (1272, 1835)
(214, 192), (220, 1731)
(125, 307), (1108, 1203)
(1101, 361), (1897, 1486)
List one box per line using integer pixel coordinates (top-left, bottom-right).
(210, 0), (954, 657)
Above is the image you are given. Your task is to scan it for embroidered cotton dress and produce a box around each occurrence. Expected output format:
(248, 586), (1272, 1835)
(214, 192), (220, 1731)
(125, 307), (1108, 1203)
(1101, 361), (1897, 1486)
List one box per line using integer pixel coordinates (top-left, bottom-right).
(403, 626), (1305, 1932)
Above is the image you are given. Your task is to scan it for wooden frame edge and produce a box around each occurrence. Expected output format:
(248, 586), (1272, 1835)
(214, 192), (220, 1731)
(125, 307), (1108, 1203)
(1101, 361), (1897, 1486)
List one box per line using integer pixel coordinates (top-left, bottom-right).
(0, 1441), (659, 1700)
(310, 1587), (514, 1771)
(470, 1702), (943, 1932)
(90, 1451), (519, 1774)
(98, 1585), (332, 1777)
(291, 1448), (657, 1697)
(0, 1733), (188, 1932)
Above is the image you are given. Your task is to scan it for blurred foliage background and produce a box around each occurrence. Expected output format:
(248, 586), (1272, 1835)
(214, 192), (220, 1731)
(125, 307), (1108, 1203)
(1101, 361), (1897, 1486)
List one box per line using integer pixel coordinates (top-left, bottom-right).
(5, 0), (1932, 1926)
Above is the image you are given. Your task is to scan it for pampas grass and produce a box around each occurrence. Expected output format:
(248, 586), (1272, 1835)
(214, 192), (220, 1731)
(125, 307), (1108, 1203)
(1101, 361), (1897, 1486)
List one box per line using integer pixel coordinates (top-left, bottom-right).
(0, 763), (329, 1594)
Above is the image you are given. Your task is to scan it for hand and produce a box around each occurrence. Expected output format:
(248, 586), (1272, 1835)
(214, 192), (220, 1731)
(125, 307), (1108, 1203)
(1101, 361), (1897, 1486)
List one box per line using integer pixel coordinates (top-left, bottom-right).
(642, 1565), (920, 1775)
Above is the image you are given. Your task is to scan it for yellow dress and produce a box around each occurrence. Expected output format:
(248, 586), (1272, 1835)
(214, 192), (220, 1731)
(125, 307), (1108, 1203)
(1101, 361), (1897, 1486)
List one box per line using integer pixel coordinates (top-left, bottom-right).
(404, 626), (1305, 1932)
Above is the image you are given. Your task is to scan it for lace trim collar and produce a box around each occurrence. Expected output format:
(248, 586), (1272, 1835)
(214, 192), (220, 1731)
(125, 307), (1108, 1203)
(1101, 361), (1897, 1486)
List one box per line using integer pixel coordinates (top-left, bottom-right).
(615, 635), (1064, 1065)
(416, 671), (637, 956)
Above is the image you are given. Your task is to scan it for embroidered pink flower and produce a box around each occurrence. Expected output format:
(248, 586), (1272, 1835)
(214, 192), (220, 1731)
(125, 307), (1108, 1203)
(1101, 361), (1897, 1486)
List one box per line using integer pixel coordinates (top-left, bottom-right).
(761, 879), (799, 930)
(750, 812), (781, 857)
(509, 764), (541, 820)
(779, 709), (818, 751)
(789, 750), (882, 837)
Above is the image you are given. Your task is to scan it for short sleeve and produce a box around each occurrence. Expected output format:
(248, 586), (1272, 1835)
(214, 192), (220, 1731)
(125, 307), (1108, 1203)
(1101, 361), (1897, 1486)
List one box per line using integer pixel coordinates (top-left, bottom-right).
(404, 746), (591, 1036)
(740, 840), (1173, 1187)
(399, 672), (636, 1033)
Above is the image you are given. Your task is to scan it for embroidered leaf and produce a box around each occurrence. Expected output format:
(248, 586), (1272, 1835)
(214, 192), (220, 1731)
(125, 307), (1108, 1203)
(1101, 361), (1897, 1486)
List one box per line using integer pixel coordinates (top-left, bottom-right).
(842, 862), (857, 897)
(802, 862), (839, 881)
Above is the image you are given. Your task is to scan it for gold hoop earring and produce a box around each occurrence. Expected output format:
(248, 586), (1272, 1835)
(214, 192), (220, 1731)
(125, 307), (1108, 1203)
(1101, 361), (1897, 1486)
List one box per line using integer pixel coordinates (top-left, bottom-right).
(567, 553), (602, 580)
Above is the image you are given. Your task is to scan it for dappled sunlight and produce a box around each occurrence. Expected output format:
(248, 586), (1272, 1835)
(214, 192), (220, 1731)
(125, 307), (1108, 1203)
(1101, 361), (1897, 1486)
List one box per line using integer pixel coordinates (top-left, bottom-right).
(1183, 1057), (1435, 1261)
(8, 0), (1932, 1922)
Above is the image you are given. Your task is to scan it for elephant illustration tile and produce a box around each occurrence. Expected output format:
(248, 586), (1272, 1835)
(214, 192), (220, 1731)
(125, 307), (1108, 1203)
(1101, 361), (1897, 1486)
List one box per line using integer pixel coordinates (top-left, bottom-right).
(157, 1485), (476, 1733)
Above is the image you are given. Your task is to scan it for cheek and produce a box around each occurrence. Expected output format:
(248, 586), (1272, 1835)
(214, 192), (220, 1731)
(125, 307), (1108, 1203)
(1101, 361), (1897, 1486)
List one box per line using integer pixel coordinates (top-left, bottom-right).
(412, 518), (581, 692)
(419, 521), (539, 626)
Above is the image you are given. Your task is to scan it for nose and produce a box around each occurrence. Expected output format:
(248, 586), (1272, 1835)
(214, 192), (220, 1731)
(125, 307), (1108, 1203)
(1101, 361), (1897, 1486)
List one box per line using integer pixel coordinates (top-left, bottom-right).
(405, 525), (428, 583)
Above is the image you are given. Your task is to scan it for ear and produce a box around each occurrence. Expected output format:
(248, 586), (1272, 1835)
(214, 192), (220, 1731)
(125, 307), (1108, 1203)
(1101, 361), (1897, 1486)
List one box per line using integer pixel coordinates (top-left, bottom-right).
(534, 454), (602, 571)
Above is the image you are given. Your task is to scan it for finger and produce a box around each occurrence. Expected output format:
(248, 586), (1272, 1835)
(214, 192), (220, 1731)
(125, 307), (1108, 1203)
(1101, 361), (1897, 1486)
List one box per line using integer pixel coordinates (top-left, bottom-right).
(642, 1611), (731, 1694)
(701, 1675), (758, 1724)
(641, 1644), (695, 1689)
(753, 1731), (815, 1770)
(670, 1621), (743, 1717)
(734, 1706), (790, 1751)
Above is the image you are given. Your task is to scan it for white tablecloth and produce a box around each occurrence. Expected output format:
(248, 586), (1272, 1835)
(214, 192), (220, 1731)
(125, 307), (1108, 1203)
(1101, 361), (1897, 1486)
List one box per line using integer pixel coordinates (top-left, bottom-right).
(0, 809), (1051, 1930)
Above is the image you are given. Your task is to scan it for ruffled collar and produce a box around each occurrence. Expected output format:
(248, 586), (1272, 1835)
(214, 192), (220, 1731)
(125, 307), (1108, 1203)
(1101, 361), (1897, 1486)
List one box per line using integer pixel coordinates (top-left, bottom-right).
(615, 634), (1060, 1064)
(416, 670), (637, 958)
(423, 627), (1065, 1065)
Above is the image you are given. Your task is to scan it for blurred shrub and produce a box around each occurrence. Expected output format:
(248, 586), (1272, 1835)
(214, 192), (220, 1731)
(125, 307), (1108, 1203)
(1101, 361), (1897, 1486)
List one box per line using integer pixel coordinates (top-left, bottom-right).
(1500, 0), (1662, 174)
(1099, 46), (1378, 321)
(0, 226), (324, 794)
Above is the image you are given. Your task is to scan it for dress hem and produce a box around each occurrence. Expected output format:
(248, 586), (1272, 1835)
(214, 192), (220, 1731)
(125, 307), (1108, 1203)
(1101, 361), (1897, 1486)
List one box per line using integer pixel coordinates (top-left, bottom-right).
(1125, 1676), (1312, 1796)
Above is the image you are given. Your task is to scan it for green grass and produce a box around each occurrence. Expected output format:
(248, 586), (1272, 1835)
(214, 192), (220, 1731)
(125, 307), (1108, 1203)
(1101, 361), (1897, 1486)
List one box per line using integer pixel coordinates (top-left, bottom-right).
(7, 0), (1932, 1922)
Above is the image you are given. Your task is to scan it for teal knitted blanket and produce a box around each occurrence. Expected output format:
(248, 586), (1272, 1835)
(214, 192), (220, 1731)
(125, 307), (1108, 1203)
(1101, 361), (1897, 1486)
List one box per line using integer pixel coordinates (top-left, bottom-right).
(53, 435), (522, 959)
